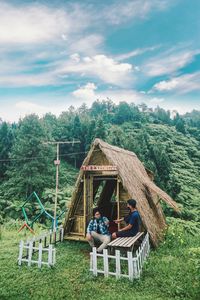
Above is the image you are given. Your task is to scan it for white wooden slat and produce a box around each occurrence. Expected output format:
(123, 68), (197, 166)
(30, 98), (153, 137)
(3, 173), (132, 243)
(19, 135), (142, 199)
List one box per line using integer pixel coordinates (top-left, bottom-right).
(53, 248), (56, 266)
(127, 251), (133, 281)
(107, 237), (121, 246)
(103, 249), (109, 277)
(38, 243), (43, 268)
(61, 226), (64, 242)
(115, 250), (121, 279)
(18, 240), (24, 266)
(28, 241), (33, 267)
(48, 244), (53, 267)
(92, 247), (97, 276)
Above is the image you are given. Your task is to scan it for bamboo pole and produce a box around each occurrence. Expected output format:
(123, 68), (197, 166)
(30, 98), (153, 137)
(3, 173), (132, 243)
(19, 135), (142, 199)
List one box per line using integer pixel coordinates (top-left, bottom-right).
(117, 177), (120, 230)
(54, 143), (59, 231)
(83, 174), (86, 236)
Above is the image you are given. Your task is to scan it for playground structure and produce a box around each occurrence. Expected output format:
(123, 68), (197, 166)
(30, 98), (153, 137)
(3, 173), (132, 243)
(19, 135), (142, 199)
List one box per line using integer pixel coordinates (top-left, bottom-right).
(18, 191), (65, 233)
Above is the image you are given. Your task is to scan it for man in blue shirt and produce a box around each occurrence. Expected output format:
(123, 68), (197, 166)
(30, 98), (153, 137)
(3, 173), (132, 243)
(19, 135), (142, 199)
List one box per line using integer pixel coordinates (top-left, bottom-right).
(86, 207), (111, 252)
(112, 199), (140, 239)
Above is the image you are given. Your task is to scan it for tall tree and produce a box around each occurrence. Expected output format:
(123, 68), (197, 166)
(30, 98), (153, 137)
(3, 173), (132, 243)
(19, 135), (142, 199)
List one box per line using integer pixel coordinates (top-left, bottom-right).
(5, 114), (54, 198)
(0, 122), (14, 181)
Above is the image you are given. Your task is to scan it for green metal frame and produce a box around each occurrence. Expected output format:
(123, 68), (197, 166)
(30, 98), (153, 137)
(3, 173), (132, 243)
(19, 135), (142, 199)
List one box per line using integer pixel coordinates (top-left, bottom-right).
(21, 191), (55, 228)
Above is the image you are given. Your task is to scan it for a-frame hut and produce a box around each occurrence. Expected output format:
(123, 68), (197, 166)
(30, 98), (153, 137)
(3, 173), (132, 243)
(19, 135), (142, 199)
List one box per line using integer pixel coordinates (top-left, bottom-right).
(64, 139), (179, 246)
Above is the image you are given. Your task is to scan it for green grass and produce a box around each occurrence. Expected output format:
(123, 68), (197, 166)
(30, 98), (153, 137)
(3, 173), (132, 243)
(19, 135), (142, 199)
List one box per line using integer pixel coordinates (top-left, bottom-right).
(0, 220), (199, 300)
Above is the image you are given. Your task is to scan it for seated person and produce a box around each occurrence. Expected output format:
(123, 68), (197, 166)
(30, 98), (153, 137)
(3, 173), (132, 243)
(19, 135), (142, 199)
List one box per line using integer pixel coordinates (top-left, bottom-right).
(112, 199), (140, 239)
(86, 207), (111, 253)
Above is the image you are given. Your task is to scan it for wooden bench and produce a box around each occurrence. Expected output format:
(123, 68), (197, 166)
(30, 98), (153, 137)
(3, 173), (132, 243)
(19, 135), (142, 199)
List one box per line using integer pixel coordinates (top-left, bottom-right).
(107, 232), (144, 253)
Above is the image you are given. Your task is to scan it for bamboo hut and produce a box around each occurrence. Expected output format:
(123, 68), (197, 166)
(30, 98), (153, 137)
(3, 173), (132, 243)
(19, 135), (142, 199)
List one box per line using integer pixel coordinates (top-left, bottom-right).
(64, 139), (179, 246)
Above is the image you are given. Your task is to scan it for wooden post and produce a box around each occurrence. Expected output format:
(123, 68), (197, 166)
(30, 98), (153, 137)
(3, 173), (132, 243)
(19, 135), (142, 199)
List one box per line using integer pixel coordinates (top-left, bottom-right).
(92, 247), (97, 276)
(127, 251), (133, 281)
(38, 243), (43, 268)
(117, 177), (120, 230)
(103, 249), (109, 277)
(133, 258), (138, 279)
(115, 250), (121, 279)
(53, 247), (56, 266)
(28, 241), (33, 267)
(89, 175), (93, 220)
(54, 143), (59, 231)
(83, 174), (86, 236)
(48, 244), (53, 267)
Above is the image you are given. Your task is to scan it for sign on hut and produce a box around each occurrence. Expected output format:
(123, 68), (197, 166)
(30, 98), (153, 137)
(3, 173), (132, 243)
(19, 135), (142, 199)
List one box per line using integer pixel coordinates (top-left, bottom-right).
(64, 139), (179, 247)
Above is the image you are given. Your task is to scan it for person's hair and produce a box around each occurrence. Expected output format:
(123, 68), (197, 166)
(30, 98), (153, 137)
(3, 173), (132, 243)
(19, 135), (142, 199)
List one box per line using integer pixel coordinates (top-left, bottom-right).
(93, 207), (101, 217)
(127, 199), (137, 208)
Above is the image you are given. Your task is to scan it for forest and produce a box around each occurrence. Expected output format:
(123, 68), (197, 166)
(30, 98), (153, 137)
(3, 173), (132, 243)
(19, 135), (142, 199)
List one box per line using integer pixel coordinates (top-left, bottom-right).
(0, 100), (199, 226)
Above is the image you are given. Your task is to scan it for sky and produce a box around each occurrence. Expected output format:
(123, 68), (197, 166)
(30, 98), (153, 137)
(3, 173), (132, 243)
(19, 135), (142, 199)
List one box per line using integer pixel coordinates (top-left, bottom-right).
(0, 0), (200, 122)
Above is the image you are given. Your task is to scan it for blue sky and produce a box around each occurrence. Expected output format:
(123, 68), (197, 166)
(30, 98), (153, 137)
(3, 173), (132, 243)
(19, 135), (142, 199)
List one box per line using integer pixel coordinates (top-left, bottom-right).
(0, 0), (200, 121)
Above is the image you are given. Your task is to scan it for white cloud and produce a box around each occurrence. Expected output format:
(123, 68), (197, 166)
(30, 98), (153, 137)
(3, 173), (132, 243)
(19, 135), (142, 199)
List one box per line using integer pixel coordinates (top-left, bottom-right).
(116, 46), (160, 61)
(102, 0), (173, 25)
(59, 54), (133, 86)
(72, 82), (144, 106)
(0, 3), (71, 45)
(153, 72), (200, 93)
(144, 48), (200, 76)
(69, 34), (104, 55)
(72, 82), (97, 101)
(0, 73), (58, 87)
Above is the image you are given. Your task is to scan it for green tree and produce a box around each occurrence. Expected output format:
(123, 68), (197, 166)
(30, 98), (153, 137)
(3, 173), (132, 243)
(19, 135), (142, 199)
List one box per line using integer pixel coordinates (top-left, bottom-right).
(5, 114), (54, 198)
(0, 122), (14, 181)
(94, 117), (106, 140)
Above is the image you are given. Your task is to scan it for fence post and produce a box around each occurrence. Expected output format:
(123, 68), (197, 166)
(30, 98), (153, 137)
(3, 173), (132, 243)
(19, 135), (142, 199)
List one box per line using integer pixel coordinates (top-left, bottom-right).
(53, 247), (56, 266)
(133, 258), (139, 279)
(28, 241), (33, 267)
(48, 244), (53, 267)
(38, 242), (43, 268)
(115, 250), (121, 279)
(103, 249), (109, 277)
(127, 251), (133, 281)
(92, 247), (97, 276)
(136, 250), (141, 277)
(18, 240), (24, 266)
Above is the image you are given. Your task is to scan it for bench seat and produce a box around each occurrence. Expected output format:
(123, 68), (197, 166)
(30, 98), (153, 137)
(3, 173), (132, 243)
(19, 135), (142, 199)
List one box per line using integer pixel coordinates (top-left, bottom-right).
(107, 232), (144, 252)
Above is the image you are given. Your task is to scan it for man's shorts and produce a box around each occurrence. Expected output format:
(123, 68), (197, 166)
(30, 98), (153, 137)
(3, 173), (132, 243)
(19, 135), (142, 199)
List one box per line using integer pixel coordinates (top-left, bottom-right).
(116, 230), (135, 237)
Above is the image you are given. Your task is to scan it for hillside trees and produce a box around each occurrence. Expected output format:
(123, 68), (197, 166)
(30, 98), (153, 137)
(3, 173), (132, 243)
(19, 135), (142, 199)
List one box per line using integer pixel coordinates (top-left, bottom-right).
(4, 114), (55, 199)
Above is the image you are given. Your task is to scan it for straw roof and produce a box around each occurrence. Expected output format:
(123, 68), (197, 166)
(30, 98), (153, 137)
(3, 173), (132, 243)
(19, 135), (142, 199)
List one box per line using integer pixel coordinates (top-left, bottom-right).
(65, 138), (180, 246)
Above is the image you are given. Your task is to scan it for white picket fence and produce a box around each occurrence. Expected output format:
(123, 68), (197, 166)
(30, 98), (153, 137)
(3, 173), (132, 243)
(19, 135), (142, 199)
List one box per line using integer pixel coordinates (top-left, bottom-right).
(90, 232), (150, 281)
(18, 226), (64, 268)
(18, 240), (56, 267)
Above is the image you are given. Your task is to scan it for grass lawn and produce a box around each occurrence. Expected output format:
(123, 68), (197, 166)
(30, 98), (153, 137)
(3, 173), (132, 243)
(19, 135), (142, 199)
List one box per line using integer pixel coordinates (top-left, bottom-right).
(0, 220), (199, 300)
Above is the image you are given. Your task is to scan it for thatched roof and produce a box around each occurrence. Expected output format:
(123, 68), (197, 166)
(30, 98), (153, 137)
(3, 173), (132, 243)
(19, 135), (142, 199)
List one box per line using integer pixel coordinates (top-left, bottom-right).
(65, 138), (179, 246)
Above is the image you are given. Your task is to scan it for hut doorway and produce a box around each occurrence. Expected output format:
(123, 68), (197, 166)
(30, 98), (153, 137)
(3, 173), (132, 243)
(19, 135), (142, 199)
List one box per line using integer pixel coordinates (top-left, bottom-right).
(83, 173), (120, 232)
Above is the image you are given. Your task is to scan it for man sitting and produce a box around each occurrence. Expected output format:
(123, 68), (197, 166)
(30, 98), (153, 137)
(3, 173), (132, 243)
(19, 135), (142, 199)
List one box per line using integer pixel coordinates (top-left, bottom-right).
(86, 207), (111, 253)
(112, 199), (140, 239)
